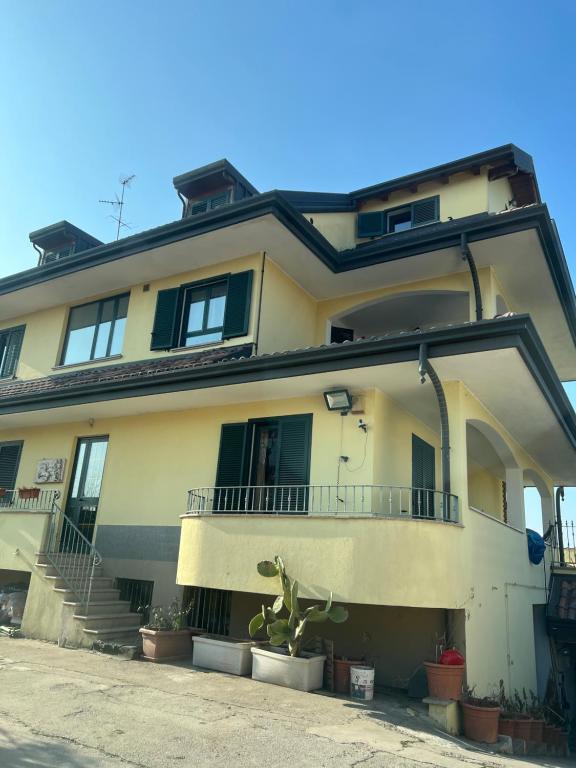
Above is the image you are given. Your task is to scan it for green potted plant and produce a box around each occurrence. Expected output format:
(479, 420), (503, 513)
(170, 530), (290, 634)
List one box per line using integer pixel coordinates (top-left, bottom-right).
(248, 555), (349, 692)
(512, 688), (533, 742)
(460, 686), (501, 744)
(139, 598), (198, 662)
(528, 690), (545, 742)
(497, 680), (518, 738)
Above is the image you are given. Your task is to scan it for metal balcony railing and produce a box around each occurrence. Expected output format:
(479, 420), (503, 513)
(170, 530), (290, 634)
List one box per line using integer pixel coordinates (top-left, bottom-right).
(186, 485), (459, 523)
(551, 520), (576, 568)
(0, 489), (61, 512)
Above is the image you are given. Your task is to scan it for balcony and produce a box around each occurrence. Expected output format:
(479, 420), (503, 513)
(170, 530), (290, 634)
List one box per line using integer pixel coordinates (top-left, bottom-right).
(0, 490), (60, 572)
(186, 484), (459, 522)
(178, 485), (463, 608)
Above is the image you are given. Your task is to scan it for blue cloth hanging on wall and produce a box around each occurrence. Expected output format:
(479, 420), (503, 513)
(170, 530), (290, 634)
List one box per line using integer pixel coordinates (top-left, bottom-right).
(526, 528), (546, 565)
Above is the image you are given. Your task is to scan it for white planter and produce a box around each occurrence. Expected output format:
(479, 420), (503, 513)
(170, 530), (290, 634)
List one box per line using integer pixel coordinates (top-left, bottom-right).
(192, 635), (257, 676)
(251, 646), (326, 692)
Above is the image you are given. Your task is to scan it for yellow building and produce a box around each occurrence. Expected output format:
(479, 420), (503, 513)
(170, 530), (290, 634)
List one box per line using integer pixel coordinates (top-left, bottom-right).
(0, 147), (575, 696)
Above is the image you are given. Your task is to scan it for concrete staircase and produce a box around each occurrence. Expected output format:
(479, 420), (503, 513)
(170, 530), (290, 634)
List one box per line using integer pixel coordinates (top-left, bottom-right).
(34, 554), (143, 647)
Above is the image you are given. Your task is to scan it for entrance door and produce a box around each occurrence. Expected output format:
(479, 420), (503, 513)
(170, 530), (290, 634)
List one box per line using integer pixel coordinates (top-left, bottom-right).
(61, 436), (108, 551)
(412, 434), (435, 517)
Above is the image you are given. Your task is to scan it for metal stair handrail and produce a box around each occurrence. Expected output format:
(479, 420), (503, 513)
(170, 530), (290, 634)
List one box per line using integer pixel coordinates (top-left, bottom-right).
(43, 496), (103, 608)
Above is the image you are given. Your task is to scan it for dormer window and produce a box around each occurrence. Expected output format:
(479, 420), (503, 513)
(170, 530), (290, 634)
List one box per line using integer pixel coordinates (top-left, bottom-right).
(186, 190), (231, 217)
(29, 221), (102, 266)
(357, 196), (439, 238)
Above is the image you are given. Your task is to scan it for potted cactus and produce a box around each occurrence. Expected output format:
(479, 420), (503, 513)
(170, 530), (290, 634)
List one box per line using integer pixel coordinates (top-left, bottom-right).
(249, 555), (349, 691)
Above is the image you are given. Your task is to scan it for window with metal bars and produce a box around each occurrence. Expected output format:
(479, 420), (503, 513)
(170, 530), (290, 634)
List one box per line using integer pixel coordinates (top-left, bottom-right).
(184, 586), (231, 636)
(114, 578), (154, 624)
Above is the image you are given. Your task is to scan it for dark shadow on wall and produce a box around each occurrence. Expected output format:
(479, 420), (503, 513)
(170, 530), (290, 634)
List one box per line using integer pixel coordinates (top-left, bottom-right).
(0, 726), (104, 768)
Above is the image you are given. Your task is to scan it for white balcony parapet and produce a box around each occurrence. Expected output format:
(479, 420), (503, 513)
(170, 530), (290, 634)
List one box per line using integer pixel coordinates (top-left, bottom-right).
(186, 485), (459, 523)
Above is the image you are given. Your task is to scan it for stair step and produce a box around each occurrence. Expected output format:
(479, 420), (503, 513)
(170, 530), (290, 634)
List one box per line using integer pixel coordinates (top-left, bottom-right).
(74, 614), (142, 630)
(36, 563), (105, 578)
(54, 588), (121, 601)
(63, 599), (132, 615)
(83, 626), (142, 637)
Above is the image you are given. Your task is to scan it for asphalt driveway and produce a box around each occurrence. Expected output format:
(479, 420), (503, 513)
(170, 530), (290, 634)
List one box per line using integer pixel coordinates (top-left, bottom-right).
(0, 638), (568, 767)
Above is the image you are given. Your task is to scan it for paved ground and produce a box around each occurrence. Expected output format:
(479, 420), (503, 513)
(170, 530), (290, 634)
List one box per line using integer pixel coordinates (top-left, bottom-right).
(0, 638), (569, 768)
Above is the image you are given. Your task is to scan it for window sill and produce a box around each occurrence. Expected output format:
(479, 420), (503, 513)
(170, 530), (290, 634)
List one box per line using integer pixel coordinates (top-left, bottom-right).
(52, 354), (123, 372)
(169, 340), (225, 353)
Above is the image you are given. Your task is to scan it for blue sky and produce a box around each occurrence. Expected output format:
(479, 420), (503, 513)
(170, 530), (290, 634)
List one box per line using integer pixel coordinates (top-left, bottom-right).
(0, 1), (575, 526)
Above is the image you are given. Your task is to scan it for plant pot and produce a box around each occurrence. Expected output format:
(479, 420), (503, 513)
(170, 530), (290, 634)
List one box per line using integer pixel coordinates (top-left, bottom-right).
(251, 646), (326, 692)
(461, 701), (500, 744)
(498, 717), (516, 738)
(334, 658), (363, 694)
(543, 724), (556, 745)
(529, 718), (544, 742)
(423, 661), (465, 700)
(19, 488), (40, 500)
(192, 635), (261, 676)
(139, 627), (196, 662)
(514, 717), (533, 742)
(0, 488), (6, 498)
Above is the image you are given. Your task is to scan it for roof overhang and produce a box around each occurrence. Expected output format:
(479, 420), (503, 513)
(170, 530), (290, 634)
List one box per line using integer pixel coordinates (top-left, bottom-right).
(1, 196), (574, 378)
(0, 317), (574, 484)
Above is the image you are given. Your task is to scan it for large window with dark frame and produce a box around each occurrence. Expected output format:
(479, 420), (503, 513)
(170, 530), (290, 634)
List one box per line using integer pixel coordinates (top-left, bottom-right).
(0, 325), (25, 379)
(180, 279), (227, 347)
(61, 293), (129, 366)
(357, 196), (439, 238)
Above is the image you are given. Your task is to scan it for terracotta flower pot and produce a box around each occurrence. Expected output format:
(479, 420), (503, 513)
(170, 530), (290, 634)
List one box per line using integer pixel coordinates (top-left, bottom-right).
(19, 487), (40, 500)
(334, 659), (364, 694)
(543, 724), (556, 745)
(498, 717), (516, 738)
(514, 717), (533, 742)
(140, 627), (195, 662)
(461, 701), (500, 744)
(423, 661), (465, 700)
(529, 719), (544, 742)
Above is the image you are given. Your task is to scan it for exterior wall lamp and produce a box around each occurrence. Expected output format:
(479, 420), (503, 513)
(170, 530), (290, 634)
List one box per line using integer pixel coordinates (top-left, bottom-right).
(323, 388), (353, 415)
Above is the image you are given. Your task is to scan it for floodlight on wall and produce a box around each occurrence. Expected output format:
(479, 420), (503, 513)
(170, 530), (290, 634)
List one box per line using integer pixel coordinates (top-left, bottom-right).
(323, 388), (353, 414)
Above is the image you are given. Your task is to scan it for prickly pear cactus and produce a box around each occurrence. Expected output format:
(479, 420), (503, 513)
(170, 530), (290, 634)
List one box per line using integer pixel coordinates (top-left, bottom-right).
(248, 555), (348, 657)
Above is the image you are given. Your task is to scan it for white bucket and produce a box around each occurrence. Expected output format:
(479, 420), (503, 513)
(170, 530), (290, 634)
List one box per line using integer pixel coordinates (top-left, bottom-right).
(350, 665), (375, 701)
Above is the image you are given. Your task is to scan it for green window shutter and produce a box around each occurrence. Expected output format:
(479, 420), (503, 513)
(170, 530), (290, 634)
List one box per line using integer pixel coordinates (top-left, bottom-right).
(357, 212), (385, 238)
(412, 197), (439, 227)
(0, 442), (23, 490)
(214, 423), (249, 511)
(150, 288), (181, 350)
(412, 434), (435, 517)
(222, 271), (253, 339)
(276, 415), (312, 513)
(1, 326), (25, 378)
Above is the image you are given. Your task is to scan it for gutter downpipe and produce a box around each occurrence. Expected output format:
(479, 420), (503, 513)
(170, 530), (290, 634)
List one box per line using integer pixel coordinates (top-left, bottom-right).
(177, 191), (188, 218)
(461, 233), (483, 321)
(555, 486), (565, 565)
(419, 343), (452, 519)
(253, 251), (267, 355)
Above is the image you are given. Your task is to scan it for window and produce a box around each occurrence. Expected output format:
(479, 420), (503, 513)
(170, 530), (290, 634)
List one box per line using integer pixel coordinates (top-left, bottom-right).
(115, 578), (154, 624)
(181, 280), (227, 347)
(0, 441), (23, 503)
(61, 294), (129, 365)
(150, 270), (253, 351)
(0, 326), (25, 379)
(187, 190), (231, 217)
(357, 196), (439, 238)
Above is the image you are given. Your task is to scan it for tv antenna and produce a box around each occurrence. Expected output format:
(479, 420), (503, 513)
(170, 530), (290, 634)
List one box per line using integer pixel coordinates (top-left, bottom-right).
(99, 174), (135, 240)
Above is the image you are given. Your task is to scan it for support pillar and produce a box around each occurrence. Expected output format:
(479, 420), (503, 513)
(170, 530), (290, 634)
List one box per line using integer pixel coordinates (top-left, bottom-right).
(505, 468), (525, 530)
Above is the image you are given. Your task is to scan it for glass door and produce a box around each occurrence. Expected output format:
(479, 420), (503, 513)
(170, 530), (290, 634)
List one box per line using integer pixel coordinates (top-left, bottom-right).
(61, 436), (109, 551)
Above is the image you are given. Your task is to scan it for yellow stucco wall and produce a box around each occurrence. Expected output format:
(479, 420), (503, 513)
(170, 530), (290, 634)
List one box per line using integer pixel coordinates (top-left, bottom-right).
(0, 253), (262, 381)
(257, 258), (317, 354)
(306, 171), (504, 251)
(467, 463), (504, 520)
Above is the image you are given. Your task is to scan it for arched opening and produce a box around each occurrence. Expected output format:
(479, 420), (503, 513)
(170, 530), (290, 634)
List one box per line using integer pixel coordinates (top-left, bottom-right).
(523, 469), (553, 534)
(466, 419), (524, 528)
(329, 290), (470, 343)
